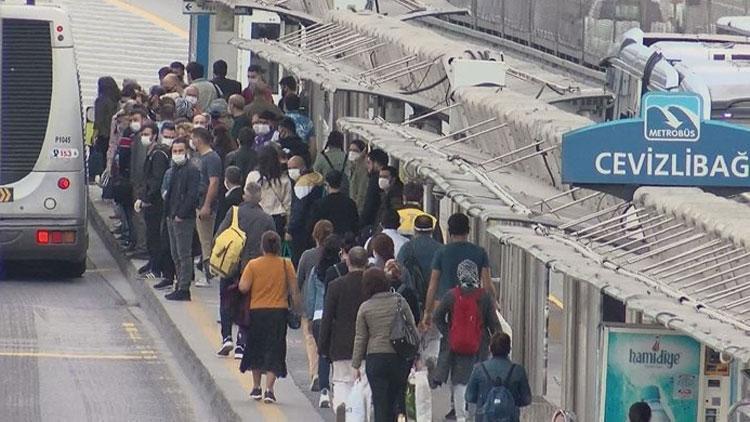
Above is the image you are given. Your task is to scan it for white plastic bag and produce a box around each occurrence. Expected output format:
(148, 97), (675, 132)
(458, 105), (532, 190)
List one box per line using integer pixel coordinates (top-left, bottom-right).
(413, 369), (432, 422)
(346, 377), (369, 422)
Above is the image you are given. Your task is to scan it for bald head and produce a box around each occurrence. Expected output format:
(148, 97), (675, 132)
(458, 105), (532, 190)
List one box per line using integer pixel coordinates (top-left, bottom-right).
(347, 247), (368, 270)
(228, 94), (245, 113)
(287, 155), (306, 171)
(184, 85), (199, 98)
(162, 74), (182, 93)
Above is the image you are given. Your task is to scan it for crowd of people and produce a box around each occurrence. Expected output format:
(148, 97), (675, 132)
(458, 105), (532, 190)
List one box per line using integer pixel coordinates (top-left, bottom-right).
(90, 59), (532, 421)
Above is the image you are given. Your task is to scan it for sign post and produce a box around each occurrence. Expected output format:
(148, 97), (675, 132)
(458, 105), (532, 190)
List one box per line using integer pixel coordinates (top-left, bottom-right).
(562, 92), (750, 191)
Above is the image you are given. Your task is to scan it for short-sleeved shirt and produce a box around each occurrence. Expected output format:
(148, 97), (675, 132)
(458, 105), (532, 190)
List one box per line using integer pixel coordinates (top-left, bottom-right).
(240, 255), (296, 310)
(431, 241), (489, 298)
(286, 111), (315, 144)
(195, 149), (222, 209)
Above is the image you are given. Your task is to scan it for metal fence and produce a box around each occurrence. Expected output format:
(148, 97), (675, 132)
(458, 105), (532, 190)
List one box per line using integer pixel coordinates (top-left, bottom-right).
(444, 0), (750, 68)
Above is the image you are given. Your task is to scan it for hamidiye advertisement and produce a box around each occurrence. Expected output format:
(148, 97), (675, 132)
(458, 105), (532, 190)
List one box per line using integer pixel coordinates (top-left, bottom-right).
(600, 327), (701, 422)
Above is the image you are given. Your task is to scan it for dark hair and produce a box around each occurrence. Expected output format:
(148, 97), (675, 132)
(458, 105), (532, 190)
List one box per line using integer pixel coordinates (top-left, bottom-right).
(140, 121), (158, 135)
(285, 94), (301, 111)
(161, 121), (176, 133)
(326, 130), (344, 150)
(129, 105), (148, 118)
(172, 136), (190, 150)
(279, 117), (296, 132)
(259, 110), (278, 121)
(382, 209), (400, 230)
(237, 126), (256, 147)
(448, 213), (470, 236)
(257, 145), (283, 183)
(370, 233), (395, 261)
(186, 61), (205, 80)
(213, 59), (228, 77)
(159, 99), (176, 121)
(381, 165), (398, 179)
(158, 66), (172, 80)
(280, 76), (297, 91)
(97, 76), (120, 101)
(170, 61), (185, 71)
(350, 139), (366, 153)
(224, 165), (242, 186)
(326, 170), (344, 190)
(312, 220), (334, 245)
(367, 149), (388, 168)
(341, 232), (357, 252)
(121, 83), (139, 99)
(316, 234), (343, 280)
(414, 214), (434, 232)
(149, 85), (166, 97)
(362, 268), (390, 298)
(212, 124), (237, 155)
(403, 182), (423, 203)
(192, 127), (212, 145)
(248, 64), (264, 74)
(261, 230), (281, 255)
(629, 402), (652, 422)
(490, 332), (511, 357)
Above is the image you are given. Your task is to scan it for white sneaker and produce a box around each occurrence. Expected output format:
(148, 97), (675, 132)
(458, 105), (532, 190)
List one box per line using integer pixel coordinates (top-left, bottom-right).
(217, 338), (233, 356)
(234, 345), (244, 360)
(318, 388), (330, 408)
(195, 279), (210, 288)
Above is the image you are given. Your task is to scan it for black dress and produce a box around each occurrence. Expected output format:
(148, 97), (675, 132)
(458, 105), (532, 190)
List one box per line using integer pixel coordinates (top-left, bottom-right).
(239, 308), (289, 377)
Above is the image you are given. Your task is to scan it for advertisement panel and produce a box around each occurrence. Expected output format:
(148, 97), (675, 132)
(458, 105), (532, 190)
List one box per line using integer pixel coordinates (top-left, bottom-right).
(601, 326), (702, 422)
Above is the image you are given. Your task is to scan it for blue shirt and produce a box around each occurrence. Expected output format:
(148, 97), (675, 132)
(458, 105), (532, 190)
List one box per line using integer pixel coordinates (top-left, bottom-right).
(465, 356), (532, 418)
(431, 241), (489, 298)
(286, 111), (315, 143)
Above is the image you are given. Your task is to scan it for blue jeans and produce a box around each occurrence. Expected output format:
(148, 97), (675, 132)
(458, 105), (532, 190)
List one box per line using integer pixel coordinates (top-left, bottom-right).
(312, 319), (330, 390)
(167, 217), (195, 292)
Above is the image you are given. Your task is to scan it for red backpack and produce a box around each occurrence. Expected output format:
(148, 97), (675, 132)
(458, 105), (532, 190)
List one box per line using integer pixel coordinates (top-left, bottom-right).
(448, 287), (484, 355)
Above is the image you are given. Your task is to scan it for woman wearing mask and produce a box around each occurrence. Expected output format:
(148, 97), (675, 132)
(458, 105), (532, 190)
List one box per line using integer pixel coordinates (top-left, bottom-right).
(245, 146), (291, 236)
(346, 139), (369, 216)
(251, 111), (278, 150)
(352, 268), (417, 422)
(92, 76), (120, 179)
(239, 230), (303, 403)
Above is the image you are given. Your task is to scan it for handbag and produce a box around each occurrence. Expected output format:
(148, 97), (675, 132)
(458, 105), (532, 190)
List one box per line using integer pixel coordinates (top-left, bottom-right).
(283, 258), (302, 329)
(390, 295), (419, 360)
(281, 240), (292, 258)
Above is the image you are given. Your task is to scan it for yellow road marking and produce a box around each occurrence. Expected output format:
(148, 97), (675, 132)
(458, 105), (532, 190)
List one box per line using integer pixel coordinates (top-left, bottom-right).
(548, 294), (564, 310)
(0, 351), (158, 360)
(185, 301), (287, 422)
(102, 0), (189, 40)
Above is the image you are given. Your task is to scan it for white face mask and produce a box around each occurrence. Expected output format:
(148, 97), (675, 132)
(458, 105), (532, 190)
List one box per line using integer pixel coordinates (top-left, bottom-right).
(172, 153), (187, 166)
(253, 123), (270, 135)
(140, 135), (151, 146)
(189, 139), (196, 150)
(161, 137), (174, 147)
(378, 177), (390, 190)
(288, 168), (301, 181)
(193, 123), (205, 129)
(184, 95), (198, 105)
(294, 185), (313, 199)
(130, 121), (141, 132)
(348, 151), (361, 162)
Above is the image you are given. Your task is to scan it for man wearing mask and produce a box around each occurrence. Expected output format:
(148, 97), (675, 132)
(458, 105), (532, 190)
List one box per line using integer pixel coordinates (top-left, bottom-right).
(228, 94), (250, 140)
(278, 76), (298, 112)
(170, 61), (187, 86)
(164, 139), (201, 301)
(251, 111), (277, 150)
(192, 113), (210, 130)
(346, 139), (369, 216)
(242, 65), (274, 104)
(244, 82), (282, 122)
(176, 86), (200, 120)
(186, 61), (220, 112)
(211, 59), (241, 100)
(286, 155), (325, 267)
(310, 170), (359, 236)
(398, 182), (443, 243)
(126, 108), (151, 259)
(191, 128), (223, 287)
(225, 127), (258, 183)
(376, 165), (404, 228)
(136, 122), (172, 280)
(361, 148), (389, 229)
(278, 117), (311, 166)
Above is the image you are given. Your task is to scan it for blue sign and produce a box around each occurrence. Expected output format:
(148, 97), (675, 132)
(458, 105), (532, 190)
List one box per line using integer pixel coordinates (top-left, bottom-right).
(562, 92), (750, 188)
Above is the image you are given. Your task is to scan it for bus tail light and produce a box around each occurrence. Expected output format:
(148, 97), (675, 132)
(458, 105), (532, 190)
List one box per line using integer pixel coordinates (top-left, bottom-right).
(58, 177), (70, 190)
(36, 230), (76, 245)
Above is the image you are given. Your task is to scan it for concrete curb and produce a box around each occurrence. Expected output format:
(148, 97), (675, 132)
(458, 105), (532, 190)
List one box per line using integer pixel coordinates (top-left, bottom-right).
(87, 199), (241, 422)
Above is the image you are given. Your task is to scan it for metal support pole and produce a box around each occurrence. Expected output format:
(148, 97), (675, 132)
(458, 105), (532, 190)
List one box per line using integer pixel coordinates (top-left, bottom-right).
(626, 234), (706, 265)
(359, 55), (418, 77)
(657, 246), (742, 278)
(319, 38), (378, 58)
(641, 240), (725, 274)
(558, 202), (629, 231)
(308, 33), (363, 53)
(288, 24), (341, 47)
(537, 191), (603, 216)
(574, 209), (649, 239)
(532, 188), (582, 209)
(440, 123), (508, 149)
(278, 22), (326, 42)
(608, 227), (693, 260)
(331, 42), (387, 63)
(479, 141), (545, 167)
(702, 275), (750, 303)
(668, 251), (750, 284)
(681, 261), (750, 291)
(485, 145), (560, 173)
(373, 62), (434, 84)
(430, 118), (498, 144)
(590, 215), (674, 247)
(401, 103), (463, 126)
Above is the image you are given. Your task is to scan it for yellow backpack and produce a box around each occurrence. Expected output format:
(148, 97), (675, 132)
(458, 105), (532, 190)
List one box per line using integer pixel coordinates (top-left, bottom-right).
(209, 206), (247, 278)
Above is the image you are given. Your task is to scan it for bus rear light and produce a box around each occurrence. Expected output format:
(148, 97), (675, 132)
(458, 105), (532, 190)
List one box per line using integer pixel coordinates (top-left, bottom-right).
(58, 177), (70, 190)
(37, 230), (49, 245)
(56, 25), (64, 32)
(36, 230), (75, 245)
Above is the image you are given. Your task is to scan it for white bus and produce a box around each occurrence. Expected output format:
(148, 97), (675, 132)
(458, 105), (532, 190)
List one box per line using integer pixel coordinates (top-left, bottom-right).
(0, 4), (87, 276)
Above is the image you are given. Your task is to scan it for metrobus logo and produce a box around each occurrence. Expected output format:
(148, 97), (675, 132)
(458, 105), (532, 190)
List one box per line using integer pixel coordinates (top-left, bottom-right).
(643, 93), (702, 142)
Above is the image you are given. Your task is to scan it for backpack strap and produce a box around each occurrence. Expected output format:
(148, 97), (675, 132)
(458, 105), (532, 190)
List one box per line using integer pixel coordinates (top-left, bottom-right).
(230, 206), (240, 230)
(321, 151), (334, 170)
(503, 364), (517, 387)
(334, 263), (343, 278)
(480, 363), (500, 386)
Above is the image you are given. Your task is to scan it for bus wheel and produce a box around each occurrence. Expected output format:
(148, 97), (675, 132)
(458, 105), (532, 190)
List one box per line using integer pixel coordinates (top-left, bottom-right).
(63, 260), (87, 278)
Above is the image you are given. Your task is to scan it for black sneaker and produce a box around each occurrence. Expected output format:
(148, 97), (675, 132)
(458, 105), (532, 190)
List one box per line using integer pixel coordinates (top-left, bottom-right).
(217, 338), (233, 356)
(137, 263), (150, 275)
(445, 408), (456, 420)
(249, 388), (263, 400)
(310, 375), (320, 392)
(263, 391), (276, 404)
(153, 279), (173, 290)
(165, 290), (191, 301)
(234, 345), (244, 360)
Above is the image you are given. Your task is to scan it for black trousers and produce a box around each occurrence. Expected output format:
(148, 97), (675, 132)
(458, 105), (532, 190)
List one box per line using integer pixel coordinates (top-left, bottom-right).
(143, 203), (163, 271)
(219, 277), (245, 345)
(365, 353), (411, 422)
(157, 217), (175, 280)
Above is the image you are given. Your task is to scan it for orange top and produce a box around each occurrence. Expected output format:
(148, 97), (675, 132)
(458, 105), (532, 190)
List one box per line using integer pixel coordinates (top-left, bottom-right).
(239, 255), (296, 310)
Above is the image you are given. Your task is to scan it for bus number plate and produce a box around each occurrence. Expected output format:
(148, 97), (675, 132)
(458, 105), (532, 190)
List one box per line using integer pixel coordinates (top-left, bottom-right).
(0, 187), (13, 203)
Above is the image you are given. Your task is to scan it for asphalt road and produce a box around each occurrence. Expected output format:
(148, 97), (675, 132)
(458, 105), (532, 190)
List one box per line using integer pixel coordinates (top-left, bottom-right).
(0, 229), (208, 422)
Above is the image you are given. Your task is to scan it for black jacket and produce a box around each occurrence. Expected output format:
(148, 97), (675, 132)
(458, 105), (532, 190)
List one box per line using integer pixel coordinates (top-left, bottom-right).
(139, 144), (170, 205)
(361, 171), (381, 227)
(376, 180), (404, 227)
(279, 135), (311, 165)
(165, 162), (201, 219)
(212, 76), (242, 100)
(311, 192), (359, 236)
(214, 186), (243, 233)
(319, 270), (366, 361)
(225, 145), (258, 183)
